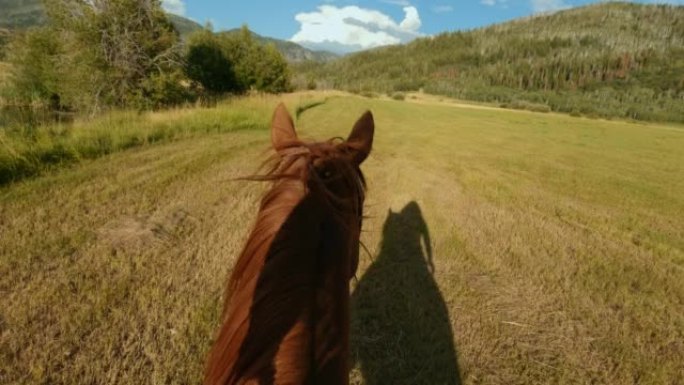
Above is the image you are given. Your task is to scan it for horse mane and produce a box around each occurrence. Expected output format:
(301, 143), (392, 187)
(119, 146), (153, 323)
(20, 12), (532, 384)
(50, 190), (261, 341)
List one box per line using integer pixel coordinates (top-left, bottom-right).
(204, 136), (367, 385)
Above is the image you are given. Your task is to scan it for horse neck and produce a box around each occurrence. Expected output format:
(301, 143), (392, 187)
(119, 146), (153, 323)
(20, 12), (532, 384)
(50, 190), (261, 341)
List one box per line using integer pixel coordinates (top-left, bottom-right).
(205, 176), (355, 385)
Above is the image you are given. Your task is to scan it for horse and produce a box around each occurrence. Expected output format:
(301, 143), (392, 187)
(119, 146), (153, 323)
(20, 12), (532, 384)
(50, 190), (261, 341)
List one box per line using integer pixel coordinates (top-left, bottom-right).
(204, 103), (374, 385)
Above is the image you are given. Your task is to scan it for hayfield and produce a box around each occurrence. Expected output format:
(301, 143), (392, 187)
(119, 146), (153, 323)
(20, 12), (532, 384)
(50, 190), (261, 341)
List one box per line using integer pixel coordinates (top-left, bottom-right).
(1, 93), (683, 384)
(0, 62), (10, 95)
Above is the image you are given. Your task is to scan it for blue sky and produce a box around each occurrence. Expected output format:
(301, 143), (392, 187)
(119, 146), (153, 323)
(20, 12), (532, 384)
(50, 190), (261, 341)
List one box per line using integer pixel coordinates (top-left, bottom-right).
(161, 0), (683, 53)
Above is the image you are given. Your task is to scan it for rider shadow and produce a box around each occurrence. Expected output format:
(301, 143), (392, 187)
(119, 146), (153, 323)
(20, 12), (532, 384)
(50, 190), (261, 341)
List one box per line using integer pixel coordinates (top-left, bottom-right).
(351, 201), (462, 385)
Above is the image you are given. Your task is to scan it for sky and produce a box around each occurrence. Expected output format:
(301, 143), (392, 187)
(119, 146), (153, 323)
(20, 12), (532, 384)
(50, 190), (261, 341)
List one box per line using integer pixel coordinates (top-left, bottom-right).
(161, 0), (684, 54)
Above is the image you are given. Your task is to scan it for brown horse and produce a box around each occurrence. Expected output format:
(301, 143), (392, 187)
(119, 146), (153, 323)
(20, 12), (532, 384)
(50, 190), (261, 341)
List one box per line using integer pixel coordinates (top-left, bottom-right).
(204, 103), (374, 385)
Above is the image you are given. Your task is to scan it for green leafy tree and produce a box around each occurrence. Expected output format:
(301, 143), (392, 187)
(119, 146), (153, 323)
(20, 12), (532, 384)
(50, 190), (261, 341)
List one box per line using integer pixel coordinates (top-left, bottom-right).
(9, 0), (186, 112)
(185, 25), (291, 95)
(253, 43), (291, 93)
(224, 26), (291, 93)
(185, 29), (241, 94)
(7, 26), (61, 106)
(52, 0), (183, 110)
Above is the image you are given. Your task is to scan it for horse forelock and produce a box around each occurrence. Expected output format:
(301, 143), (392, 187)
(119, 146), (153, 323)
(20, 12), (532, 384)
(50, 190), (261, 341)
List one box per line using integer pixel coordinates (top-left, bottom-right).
(253, 138), (367, 224)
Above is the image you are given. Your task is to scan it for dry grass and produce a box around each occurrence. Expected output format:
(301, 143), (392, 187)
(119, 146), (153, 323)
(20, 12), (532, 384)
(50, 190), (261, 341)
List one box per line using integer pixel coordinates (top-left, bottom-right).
(0, 62), (9, 87)
(0, 62), (11, 103)
(1, 93), (683, 384)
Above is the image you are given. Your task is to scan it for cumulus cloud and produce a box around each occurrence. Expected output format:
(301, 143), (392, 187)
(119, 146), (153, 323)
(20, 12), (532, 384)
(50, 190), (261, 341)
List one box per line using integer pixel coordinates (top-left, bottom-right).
(400, 6), (421, 30)
(161, 0), (185, 16)
(291, 5), (423, 54)
(531, 0), (570, 13)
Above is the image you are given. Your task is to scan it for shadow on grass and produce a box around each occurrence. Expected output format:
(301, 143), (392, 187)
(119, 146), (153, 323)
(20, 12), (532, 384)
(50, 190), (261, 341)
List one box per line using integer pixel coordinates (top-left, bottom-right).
(295, 97), (330, 120)
(351, 201), (461, 385)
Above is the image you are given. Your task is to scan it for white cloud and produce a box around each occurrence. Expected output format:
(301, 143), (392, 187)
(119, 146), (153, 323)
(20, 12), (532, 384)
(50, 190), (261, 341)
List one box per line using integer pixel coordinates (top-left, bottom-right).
(291, 5), (423, 54)
(432, 5), (454, 13)
(400, 6), (421, 30)
(481, 0), (509, 7)
(531, 0), (570, 13)
(380, 0), (412, 5)
(161, 0), (185, 16)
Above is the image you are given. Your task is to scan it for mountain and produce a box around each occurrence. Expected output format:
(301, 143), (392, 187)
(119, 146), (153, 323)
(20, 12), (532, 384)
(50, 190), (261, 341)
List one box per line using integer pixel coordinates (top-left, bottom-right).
(299, 2), (684, 123)
(220, 29), (338, 63)
(167, 14), (203, 37)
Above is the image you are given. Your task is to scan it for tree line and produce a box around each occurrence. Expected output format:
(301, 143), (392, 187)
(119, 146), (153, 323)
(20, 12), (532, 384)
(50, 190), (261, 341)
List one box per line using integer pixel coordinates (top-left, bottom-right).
(4, 0), (291, 114)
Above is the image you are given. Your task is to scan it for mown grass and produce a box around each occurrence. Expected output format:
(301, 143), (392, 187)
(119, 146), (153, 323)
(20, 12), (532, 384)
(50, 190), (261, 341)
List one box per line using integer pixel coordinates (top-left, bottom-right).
(0, 62), (9, 88)
(1, 93), (683, 384)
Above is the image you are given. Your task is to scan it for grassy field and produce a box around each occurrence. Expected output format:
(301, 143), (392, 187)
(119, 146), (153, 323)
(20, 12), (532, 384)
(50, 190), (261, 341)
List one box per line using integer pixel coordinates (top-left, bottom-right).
(0, 62), (10, 94)
(1, 93), (683, 384)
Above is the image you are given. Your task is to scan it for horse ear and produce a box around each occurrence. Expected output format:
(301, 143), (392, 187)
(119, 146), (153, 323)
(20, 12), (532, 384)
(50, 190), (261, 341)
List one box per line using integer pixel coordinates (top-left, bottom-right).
(271, 103), (297, 151)
(347, 110), (374, 165)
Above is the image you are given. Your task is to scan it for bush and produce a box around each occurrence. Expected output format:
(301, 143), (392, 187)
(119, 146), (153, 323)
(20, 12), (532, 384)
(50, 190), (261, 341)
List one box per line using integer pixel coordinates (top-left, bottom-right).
(136, 70), (196, 110)
(391, 92), (406, 101)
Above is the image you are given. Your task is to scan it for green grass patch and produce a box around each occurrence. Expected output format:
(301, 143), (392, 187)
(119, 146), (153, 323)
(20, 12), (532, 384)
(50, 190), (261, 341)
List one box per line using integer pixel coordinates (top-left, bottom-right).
(0, 96), (290, 185)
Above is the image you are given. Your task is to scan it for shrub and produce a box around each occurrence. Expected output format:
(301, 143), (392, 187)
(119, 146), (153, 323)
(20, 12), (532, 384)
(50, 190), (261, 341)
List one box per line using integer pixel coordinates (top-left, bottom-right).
(508, 99), (551, 113)
(6, 27), (61, 106)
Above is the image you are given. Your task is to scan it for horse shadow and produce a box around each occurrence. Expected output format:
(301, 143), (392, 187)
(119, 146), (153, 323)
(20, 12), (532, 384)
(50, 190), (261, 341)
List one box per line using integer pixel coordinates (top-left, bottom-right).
(351, 201), (462, 385)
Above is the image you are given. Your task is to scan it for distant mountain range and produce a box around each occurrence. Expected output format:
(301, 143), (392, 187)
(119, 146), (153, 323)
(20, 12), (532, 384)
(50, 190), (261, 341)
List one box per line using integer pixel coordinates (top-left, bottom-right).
(0, 0), (337, 63)
(219, 28), (338, 63)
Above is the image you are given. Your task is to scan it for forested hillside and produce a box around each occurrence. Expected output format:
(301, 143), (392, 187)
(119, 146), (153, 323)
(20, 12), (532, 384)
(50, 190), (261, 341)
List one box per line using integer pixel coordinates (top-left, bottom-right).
(298, 2), (684, 122)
